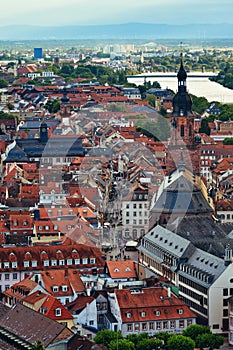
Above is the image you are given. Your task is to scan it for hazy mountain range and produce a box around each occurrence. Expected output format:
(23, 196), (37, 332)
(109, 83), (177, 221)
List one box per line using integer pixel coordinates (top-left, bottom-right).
(0, 23), (233, 41)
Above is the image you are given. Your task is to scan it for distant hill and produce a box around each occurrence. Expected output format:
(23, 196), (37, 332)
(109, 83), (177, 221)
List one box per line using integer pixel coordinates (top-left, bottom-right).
(0, 23), (233, 40)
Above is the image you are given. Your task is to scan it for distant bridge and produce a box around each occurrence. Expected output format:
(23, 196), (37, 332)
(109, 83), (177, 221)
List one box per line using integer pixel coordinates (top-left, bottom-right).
(127, 71), (218, 79)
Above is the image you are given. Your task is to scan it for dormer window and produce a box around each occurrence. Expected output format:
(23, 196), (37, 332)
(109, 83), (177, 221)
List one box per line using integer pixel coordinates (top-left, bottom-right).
(62, 285), (68, 292)
(55, 308), (61, 316)
(141, 311), (146, 317)
(155, 310), (160, 316)
(24, 261), (30, 268)
(178, 309), (183, 314)
(4, 262), (10, 269)
(12, 262), (17, 268)
(53, 286), (59, 292)
(125, 267), (131, 272)
(114, 268), (119, 273)
(51, 260), (57, 266)
(126, 312), (131, 318)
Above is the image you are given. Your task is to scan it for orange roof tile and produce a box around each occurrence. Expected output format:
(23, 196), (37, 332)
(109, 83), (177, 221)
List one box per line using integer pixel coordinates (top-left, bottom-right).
(106, 260), (137, 279)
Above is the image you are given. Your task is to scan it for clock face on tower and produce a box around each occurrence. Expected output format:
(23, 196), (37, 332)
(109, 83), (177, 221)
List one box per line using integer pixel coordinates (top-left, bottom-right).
(41, 127), (47, 132)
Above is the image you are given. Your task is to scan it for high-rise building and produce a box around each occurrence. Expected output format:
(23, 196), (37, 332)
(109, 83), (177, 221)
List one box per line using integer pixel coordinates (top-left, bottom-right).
(34, 47), (43, 59)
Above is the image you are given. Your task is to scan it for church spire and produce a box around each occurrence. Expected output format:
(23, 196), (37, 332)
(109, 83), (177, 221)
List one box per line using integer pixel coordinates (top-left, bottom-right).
(172, 51), (192, 116)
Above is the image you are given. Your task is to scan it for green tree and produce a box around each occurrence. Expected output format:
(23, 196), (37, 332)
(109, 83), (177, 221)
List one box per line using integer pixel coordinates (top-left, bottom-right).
(94, 330), (123, 347)
(223, 137), (233, 145)
(45, 99), (60, 113)
(126, 333), (148, 345)
(199, 119), (211, 135)
(146, 94), (156, 107)
(109, 339), (135, 350)
(0, 79), (8, 88)
(167, 335), (195, 350)
(6, 102), (14, 110)
(31, 339), (45, 350)
(190, 94), (209, 115)
(182, 324), (211, 342)
(155, 331), (173, 347)
(60, 63), (74, 76)
(195, 333), (224, 350)
(136, 338), (163, 350)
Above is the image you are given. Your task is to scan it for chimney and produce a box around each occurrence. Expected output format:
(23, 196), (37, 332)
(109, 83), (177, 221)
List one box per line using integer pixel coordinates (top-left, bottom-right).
(224, 244), (232, 266)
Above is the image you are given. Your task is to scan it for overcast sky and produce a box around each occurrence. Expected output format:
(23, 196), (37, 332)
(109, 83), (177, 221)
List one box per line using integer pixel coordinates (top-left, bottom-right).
(0, 0), (233, 26)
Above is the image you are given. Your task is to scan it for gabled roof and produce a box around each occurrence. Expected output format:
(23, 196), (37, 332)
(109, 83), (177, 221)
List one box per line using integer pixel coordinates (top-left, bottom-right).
(106, 260), (137, 279)
(67, 295), (95, 314)
(0, 303), (72, 347)
(115, 287), (196, 323)
(41, 269), (85, 296)
(40, 295), (73, 320)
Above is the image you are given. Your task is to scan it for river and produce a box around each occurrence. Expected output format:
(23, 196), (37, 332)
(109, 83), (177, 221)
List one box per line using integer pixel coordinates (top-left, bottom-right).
(127, 75), (233, 104)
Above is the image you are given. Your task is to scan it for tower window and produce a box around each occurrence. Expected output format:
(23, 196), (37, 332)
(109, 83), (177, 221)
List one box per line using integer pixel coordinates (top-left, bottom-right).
(181, 125), (185, 137)
(189, 125), (192, 137)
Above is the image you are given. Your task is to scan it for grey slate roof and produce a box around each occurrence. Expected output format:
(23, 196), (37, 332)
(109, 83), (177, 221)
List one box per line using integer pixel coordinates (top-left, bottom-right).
(152, 168), (214, 215)
(141, 225), (194, 259)
(166, 216), (233, 258)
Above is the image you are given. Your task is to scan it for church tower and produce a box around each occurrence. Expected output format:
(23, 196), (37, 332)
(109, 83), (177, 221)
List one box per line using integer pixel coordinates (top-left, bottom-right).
(60, 88), (71, 118)
(39, 121), (48, 144)
(166, 54), (201, 175)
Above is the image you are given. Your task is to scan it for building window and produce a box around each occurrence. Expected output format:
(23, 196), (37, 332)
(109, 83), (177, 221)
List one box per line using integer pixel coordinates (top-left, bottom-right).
(24, 261), (30, 268)
(142, 323), (147, 331)
(82, 258), (88, 264)
(32, 261), (37, 267)
(156, 322), (161, 330)
(12, 262), (17, 268)
(59, 260), (65, 266)
(43, 260), (49, 266)
(62, 285), (68, 292)
(223, 288), (228, 296)
(89, 320), (94, 326)
(90, 258), (96, 264)
(134, 323), (139, 331)
(170, 320), (175, 328)
(179, 320), (184, 328)
(55, 308), (61, 316)
(13, 273), (17, 280)
(181, 125), (185, 137)
(149, 322), (154, 330)
(53, 286), (59, 292)
(4, 262), (10, 269)
(223, 309), (228, 317)
(163, 321), (168, 329)
(74, 259), (80, 265)
(51, 260), (57, 266)
(67, 259), (72, 265)
(127, 324), (133, 332)
(5, 273), (10, 280)
(187, 319), (193, 326)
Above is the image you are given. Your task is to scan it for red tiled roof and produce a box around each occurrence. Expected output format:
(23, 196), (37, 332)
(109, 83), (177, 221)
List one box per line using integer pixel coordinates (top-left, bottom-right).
(41, 269), (84, 296)
(41, 295), (73, 320)
(106, 260), (137, 279)
(115, 287), (196, 323)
